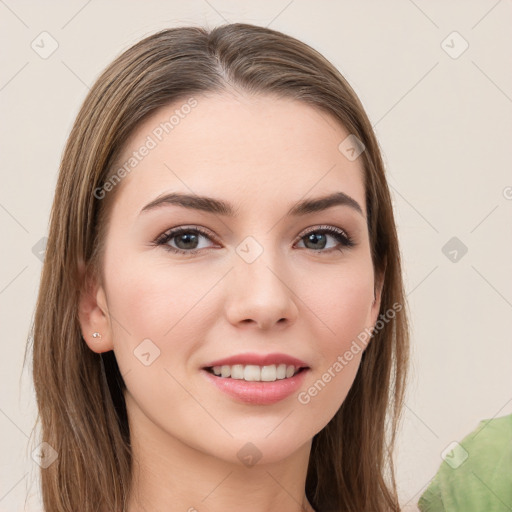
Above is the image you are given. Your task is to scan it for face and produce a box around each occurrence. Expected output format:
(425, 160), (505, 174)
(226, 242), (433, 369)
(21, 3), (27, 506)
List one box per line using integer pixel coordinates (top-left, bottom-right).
(80, 92), (382, 465)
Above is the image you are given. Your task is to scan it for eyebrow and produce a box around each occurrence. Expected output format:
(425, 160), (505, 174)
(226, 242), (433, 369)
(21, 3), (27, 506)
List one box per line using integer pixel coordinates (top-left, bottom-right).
(140, 191), (364, 218)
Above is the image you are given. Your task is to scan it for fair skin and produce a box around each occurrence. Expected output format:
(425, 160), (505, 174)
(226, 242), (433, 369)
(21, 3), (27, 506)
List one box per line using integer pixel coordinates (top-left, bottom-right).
(79, 91), (383, 512)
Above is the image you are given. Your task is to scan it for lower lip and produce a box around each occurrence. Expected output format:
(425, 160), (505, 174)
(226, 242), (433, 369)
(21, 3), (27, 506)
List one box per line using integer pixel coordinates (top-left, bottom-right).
(201, 368), (309, 405)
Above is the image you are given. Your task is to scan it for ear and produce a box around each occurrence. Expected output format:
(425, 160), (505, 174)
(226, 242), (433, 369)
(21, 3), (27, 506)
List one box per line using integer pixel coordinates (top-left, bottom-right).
(77, 260), (113, 354)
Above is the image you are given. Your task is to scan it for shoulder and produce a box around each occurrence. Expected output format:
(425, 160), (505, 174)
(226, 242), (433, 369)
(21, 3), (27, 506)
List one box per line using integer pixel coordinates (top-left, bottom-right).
(417, 413), (512, 512)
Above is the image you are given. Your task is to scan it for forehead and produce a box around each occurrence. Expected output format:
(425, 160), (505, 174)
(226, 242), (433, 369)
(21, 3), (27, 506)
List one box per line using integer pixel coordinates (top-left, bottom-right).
(111, 92), (366, 219)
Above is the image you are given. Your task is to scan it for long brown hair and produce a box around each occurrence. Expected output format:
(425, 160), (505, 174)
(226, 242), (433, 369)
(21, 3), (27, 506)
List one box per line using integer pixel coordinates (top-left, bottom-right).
(29, 23), (409, 511)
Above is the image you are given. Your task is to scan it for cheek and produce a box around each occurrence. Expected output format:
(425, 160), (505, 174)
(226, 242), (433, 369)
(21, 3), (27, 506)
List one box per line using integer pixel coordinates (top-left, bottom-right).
(105, 252), (201, 336)
(104, 252), (222, 375)
(296, 259), (375, 346)
(326, 283), (373, 344)
(293, 263), (374, 424)
(104, 256), (210, 425)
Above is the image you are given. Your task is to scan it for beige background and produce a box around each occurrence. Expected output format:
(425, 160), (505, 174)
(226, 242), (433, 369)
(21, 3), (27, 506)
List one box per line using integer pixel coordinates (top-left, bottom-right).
(1, 1), (511, 510)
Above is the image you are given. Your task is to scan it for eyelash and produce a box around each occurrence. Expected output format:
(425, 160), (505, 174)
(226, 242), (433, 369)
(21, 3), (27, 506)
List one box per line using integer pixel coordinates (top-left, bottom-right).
(153, 225), (355, 256)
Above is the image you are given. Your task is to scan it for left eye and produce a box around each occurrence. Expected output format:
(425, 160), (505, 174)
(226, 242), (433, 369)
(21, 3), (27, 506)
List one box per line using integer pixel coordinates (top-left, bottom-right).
(154, 225), (355, 256)
(296, 226), (354, 252)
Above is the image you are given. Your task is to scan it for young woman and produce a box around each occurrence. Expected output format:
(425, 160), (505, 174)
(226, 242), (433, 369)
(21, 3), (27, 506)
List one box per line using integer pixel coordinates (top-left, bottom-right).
(30, 23), (410, 512)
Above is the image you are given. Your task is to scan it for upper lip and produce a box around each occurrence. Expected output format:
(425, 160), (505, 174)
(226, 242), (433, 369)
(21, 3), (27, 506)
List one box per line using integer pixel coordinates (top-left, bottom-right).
(203, 352), (309, 368)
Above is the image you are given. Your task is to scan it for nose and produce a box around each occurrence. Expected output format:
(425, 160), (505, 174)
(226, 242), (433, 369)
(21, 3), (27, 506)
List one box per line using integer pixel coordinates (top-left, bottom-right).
(224, 251), (299, 331)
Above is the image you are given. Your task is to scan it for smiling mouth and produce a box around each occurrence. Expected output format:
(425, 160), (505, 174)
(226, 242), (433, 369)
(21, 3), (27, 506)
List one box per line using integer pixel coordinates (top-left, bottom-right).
(204, 364), (308, 382)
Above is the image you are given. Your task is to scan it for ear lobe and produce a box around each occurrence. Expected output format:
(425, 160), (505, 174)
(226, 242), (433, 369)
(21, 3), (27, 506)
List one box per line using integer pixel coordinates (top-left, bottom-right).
(78, 265), (113, 353)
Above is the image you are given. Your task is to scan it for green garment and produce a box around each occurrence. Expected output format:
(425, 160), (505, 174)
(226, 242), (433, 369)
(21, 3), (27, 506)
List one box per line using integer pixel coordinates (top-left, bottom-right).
(418, 413), (512, 511)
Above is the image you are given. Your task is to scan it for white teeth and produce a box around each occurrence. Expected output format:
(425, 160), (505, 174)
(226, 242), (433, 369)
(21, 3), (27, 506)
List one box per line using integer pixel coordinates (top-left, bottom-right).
(231, 364), (244, 379)
(261, 364), (277, 382)
(209, 364), (300, 382)
(244, 365), (260, 381)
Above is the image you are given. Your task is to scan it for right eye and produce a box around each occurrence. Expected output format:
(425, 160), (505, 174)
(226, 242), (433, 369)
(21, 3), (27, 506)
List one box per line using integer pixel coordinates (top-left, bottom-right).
(154, 226), (220, 256)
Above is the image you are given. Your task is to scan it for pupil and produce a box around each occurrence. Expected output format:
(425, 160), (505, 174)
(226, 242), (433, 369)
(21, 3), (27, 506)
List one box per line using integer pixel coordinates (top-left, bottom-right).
(177, 233), (198, 249)
(306, 233), (326, 249)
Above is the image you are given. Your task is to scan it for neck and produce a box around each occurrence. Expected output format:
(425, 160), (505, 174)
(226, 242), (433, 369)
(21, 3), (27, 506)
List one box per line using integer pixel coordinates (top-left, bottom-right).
(125, 398), (315, 512)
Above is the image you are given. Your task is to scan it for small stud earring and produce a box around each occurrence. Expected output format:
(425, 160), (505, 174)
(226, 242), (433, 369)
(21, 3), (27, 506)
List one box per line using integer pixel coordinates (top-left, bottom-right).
(92, 332), (102, 339)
